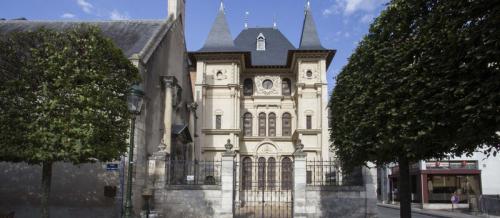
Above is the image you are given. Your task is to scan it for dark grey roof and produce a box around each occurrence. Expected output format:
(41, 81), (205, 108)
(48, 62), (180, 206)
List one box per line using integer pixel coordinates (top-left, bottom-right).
(172, 124), (192, 143)
(234, 28), (295, 66)
(299, 8), (325, 50)
(198, 4), (237, 52)
(0, 20), (165, 58)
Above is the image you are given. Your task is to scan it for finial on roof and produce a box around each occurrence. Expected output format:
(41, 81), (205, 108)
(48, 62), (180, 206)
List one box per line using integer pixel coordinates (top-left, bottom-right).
(244, 11), (249, 29)
(273, 14), (277, 29)
(219, 0), (225, 12)
(305, 0), (311, 13)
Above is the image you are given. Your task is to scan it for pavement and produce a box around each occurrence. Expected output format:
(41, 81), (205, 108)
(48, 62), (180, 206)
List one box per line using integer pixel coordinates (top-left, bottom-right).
(377, 203), (490, 218)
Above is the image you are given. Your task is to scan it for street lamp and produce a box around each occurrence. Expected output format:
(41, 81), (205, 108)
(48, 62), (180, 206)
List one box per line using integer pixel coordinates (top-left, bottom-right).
(124, 84), (145, 218)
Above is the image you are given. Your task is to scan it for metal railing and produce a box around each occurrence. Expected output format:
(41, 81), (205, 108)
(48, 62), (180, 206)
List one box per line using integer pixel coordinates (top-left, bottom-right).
(306, 160), (363, 186)
(166, 160), (222, 185)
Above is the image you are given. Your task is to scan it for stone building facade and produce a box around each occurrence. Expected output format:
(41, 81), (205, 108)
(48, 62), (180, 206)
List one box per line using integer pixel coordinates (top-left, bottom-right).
(189, 1), (335, 166)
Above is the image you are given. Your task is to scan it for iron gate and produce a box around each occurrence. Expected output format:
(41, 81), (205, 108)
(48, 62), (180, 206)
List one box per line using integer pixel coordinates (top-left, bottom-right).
(234, 157), (293, 218)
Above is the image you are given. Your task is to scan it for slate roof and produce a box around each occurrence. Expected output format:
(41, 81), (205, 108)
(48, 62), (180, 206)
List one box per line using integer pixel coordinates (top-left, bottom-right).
(0, 20), (165, 58)
(198, 3), (237, 52)
(299, 6), (325, 50)
(234, 28), (296, 66)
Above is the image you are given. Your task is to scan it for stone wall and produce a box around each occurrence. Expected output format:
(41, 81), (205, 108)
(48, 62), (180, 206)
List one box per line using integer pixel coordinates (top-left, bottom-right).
(152, 186), (222, 218)
(305, 186), (376, 218)
(301, 166), (378, 218)
(0, 162), (121, 218)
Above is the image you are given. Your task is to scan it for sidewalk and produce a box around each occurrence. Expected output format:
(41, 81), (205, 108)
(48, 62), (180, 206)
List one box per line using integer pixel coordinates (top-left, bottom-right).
(377, 203), (496, 218)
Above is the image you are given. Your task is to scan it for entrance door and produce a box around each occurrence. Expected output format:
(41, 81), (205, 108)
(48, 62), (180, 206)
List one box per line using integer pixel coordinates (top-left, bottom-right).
(234, 156), (293, 218)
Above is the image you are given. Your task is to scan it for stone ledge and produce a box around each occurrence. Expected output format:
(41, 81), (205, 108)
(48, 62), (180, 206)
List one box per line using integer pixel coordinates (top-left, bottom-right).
(165, 185), (221, 190)
(306, 185), (365, 192)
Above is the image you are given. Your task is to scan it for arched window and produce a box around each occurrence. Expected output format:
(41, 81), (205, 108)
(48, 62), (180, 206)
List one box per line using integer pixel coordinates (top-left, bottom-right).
(268, 113), (276, 137)
(282, 78), (291, 96)
(259, 113), (266, 136)
(257, 33), (266, 51)
(243, 113), (253, 136)
(243, 79), (253, 96)
(242, 157), (252, 190)
(281, 157), (293, 190)
(258, 157), (266, 190)
(282, 113), (292, 136)
(267, 157), (276, 189)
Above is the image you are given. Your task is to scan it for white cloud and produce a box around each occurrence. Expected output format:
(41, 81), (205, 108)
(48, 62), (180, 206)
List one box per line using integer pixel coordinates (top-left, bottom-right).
(360, 14), (374, 24)
(77, 0), (93, 14)
(110, 10), (130, 20)
(344, 0), (387, 15)
(323, 0), (388, 16)
(61, 13), (76, 19)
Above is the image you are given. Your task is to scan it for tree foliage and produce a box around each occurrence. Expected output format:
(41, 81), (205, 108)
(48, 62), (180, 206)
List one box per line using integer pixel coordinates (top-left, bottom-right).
(0, 25), (140, 164)
(330, 0), (500, 170)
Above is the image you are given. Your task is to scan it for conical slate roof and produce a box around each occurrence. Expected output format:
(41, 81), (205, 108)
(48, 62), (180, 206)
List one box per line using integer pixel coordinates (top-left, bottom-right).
(299, 2), (325, 50)
(198, 2), (237, 52)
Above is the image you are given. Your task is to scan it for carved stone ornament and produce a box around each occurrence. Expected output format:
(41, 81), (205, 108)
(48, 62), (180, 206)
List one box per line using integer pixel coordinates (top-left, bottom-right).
(225, 139), (233, 152)
(254, 75), (280, 96)
(295, 139), (304, 152)
(302, 68), (319, 80)
(213, 69), (231, 81)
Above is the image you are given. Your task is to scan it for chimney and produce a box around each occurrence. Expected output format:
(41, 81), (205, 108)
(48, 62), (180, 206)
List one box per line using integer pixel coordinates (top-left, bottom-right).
(168, 0), (185, 24)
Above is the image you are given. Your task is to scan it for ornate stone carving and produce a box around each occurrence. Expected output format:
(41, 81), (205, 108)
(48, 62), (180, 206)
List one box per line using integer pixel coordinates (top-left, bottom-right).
(254, 75), (280, 96)
(301, 68), (319, 80)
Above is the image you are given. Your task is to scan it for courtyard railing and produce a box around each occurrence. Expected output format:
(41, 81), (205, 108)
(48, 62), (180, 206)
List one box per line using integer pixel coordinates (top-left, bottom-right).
(166, 160), (222, 185)
(306, 160), (363, 186)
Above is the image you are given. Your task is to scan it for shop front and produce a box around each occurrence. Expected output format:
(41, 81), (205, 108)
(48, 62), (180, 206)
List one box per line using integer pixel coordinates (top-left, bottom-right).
(389, 160), (481, 209)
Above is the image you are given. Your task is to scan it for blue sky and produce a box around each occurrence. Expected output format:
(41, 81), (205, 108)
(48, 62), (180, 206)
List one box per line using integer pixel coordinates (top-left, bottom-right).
(0, 0), (388, 91)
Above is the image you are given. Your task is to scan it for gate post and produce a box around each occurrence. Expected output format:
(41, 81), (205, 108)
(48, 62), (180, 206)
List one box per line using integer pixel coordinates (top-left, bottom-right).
(220, 139), (236, 218)
(293, 140), (307, 218)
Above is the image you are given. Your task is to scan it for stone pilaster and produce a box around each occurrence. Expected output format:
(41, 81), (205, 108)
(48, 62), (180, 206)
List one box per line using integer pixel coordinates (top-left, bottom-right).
(161, 76), (177, 154)
(220, 151), (235, 218)
(363, 163), (378, 217)
(293, 150), (307, 218)
(149, 151), (170, 217)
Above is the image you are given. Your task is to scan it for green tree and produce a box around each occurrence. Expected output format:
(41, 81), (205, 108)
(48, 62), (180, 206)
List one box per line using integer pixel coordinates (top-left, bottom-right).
(0, 26), (140, 218)
(330, 0), (499, 217)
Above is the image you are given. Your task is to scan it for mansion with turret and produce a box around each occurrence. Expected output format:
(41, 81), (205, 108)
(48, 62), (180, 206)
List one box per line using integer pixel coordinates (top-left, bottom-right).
(188, 2), (335, 164)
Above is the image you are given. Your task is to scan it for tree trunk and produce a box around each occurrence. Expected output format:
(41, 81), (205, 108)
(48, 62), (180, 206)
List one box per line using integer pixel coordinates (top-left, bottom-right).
(399, 157), (412, 218)
(41, 161), (52, 218)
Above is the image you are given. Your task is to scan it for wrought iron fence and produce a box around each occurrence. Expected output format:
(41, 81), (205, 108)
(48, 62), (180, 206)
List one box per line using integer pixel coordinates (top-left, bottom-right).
(480, 195), (500, 216)
(234, 157), (294, 218)
(166, 160), (221, 185)
(306, 160), (364, 186)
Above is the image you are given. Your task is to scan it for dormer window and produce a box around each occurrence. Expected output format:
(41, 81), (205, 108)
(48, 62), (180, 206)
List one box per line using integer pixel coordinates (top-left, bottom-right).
(256, 33), (266, 51)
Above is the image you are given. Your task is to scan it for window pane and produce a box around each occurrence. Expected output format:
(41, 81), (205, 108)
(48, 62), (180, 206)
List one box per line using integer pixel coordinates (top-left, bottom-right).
(282, 79), (291, 96)
(244, 113), (252, 136)
(282, 113), (291, 136)
(242, 157), (252, 190)
(281, 157), (292, 190)
(216, 115), (222, 129)
(258, 157), (266, 190)
(268, 157), (276, 189)
(268, 113), (276, 136)
(244, 79), (253, 96)
(259, 113), (266, 136)
(306, 115), (312, 129)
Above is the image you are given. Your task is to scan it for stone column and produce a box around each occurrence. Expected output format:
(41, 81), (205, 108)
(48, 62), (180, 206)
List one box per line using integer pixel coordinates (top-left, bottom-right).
(293, 141), (307, 218)
(220, 139), (235, 218)
(363, 163), (378, 217)
(161, 76), (177, 154)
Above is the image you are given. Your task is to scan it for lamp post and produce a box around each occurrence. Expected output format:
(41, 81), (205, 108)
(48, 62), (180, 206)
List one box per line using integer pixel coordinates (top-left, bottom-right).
(124, 85), (145, 218)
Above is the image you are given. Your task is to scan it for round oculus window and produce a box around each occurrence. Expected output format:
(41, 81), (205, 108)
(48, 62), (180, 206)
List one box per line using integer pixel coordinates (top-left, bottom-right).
(262, 80), (273, 89)
(306, 70), (313, 78)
